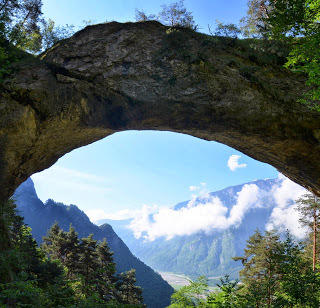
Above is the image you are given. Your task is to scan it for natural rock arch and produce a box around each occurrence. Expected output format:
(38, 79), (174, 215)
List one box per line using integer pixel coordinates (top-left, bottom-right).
(1, 21), (320, 201)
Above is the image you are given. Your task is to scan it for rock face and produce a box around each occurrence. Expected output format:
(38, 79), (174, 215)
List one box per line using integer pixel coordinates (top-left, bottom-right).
(0, 21), (320, 200)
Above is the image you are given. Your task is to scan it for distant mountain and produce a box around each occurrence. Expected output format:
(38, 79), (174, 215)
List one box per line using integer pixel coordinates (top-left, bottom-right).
(97, 179), (281, 281)
(13, 178), (174, 308)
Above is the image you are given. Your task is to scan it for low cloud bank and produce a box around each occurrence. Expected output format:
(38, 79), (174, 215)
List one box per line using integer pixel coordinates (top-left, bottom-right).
(266, 174), (307, 239)
(129, 183), (261, 241)
(87, 208), (141, 223)
(128, 175), (309, 241)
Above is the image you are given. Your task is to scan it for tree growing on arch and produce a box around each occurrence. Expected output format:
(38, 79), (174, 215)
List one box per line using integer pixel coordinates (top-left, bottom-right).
(0, 0), (42, 46)
(135, 0), (197, 30)
(241, 0), (320, 110)
(240, 0), (273, 37)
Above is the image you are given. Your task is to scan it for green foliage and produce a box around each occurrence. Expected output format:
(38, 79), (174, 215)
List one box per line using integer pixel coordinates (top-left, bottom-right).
(234, 229), (320, 307)
(0, 280), (48, 307)
(267, 0), (320, 110)
(240, 0), (272, 37)
(0, 199), (17, 252)
(168, 276), (208, 307)
(0, 0), (74, 53)
(233, 230), (284, 307)
(167, 228), (320, 307)
(40, 18), (74, 51)
(42, 223), (144, 306)
(274, 232), (320, 307)
(207, 275), (247, 308)
(0, 0), (42, 49)
(0, 0), (74, 84)
(158, 0), (197, 30)
(0, 199), (144, 307)
(241, 0), (320, 110)
(135, 0), (197, 30)
(0, 200), (77, 307)
(296, 193), (320, 230)
(0, 39), (14, 81)
(296, 193), (320, 271)
(14, 183), (173, 308)
(212, 21), (241, 38)
(116, 269), (144, 305)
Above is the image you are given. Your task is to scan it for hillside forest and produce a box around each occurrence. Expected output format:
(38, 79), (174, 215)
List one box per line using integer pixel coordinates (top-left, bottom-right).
(11, 178), (174, 308)
(0, 199), (144, 307)
(2, 186), (320, 307)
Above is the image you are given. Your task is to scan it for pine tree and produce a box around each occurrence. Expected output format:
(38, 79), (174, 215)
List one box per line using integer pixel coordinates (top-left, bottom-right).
(42, 223), (80, 279)
(169, 276), (208, 307)
(0, 199), (21, 282)
(116, 269), (144, 305)
(207, 275), (246, 307)
(275, 231), (320, 307)
(0, 201), (77, 307)
(0, 199), (18, 252)
(0, 199), (45, 284)
(77, 234), (100, 296)
(42, 222), (62, 259)
(64, 225), (80, 278)
(233, 230), (283, 307)
(96, 239), (117, 300)
(296, 193), (320, 271)
(42, 223), (145, 305)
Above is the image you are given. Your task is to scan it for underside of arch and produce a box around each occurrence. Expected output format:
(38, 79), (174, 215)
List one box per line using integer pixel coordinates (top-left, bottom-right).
(0, 21), (319, 201)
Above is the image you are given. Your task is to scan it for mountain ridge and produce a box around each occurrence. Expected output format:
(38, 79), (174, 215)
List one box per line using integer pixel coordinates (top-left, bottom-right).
(97, 178), (284, 280)
(13, 178), (174, 308)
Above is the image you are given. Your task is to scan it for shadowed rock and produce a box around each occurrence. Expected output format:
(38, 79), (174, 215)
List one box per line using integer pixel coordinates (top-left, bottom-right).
(0, 21), (319, 201)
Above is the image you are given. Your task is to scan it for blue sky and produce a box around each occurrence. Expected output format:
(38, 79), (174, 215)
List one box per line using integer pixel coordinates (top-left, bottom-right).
(41, 0), (248, 33)
(32, 1), (279, 221)
(32, 131), (278, 221)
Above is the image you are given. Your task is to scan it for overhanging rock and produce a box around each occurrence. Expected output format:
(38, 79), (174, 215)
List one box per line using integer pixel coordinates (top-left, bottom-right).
(0, 21), (319, 201)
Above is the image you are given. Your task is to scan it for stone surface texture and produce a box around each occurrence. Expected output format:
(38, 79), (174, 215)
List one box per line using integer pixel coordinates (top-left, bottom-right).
(0, 21), (319, 201)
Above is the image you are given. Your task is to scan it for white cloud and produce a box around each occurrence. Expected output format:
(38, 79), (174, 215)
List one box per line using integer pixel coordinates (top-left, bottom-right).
(86, 209), (111, 223)
(129, 184), (261, 241)
(189, 185), (199, 192)
(129, 199), (228, 241)
(227, 155), (247, 171)
(87, 208), (141, 223)
(129, 175), (312, 241)
(266, 174), (308, 239)
(228, 184), (260, 226)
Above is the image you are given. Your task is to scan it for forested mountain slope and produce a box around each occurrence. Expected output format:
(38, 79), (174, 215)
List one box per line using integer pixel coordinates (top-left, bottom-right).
(13, 178), (173, 308)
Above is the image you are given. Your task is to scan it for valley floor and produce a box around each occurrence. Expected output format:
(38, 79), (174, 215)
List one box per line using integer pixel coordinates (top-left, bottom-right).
(159, 272), (191, 289)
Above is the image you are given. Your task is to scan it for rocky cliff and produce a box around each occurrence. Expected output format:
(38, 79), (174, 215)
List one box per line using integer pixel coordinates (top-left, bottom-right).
(1, 21), (319, 201)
